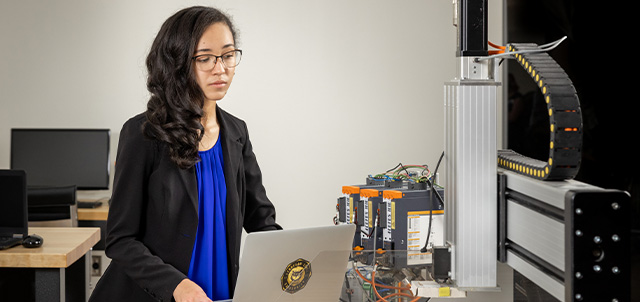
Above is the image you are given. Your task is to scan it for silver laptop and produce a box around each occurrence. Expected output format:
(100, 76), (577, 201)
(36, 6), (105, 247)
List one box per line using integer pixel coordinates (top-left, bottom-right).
(223, 224), (356, 302)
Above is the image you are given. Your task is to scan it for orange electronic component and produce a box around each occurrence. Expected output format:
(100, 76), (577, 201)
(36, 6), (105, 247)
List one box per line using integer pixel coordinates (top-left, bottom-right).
(360, 189), (380, 198)
(383, 190), (404, 200)
(342, 186), (360, 195)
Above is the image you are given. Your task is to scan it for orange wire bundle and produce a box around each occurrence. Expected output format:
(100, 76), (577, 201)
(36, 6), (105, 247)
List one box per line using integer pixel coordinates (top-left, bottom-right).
(488, 41), (505, 55)
(354, 265), (421, 302)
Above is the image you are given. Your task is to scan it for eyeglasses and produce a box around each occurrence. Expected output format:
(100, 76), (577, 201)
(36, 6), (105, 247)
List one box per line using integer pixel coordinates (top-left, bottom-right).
(192, 49), (242, 71)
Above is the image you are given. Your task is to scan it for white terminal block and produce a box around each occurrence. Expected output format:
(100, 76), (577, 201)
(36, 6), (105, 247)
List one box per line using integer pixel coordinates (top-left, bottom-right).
(443, 56), (499, 288)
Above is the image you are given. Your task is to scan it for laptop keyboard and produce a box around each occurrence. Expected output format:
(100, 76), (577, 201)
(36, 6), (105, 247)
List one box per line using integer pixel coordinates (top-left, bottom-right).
(0, 236), (22, 250)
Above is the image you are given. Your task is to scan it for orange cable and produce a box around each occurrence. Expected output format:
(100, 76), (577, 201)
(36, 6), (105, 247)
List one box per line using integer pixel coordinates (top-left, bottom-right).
(488, 41), (506, 50)
(371, 270), (388, 302)
(370, 269), (420, 302)
(353, 267), (409, 291)
(488, 41), (506, 55)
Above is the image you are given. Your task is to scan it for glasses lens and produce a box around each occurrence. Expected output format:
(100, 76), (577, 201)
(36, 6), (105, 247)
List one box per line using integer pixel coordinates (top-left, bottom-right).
(195, 56), (214, 71)
(222, 50), (241, 68)
(193, 50), (242, 71)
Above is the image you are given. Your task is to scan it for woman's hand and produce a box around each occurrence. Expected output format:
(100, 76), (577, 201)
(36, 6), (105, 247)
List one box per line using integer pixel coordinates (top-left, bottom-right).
(173, 279), (212, 302)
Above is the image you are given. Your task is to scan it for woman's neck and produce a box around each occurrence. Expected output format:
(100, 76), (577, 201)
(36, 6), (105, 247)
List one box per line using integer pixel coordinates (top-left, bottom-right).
(201, 100), (218, 129)
(199, 100), (220, 151)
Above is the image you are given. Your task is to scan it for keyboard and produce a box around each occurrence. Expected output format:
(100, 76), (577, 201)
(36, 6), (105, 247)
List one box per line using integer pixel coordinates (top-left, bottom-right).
(0, 236), (22, 250)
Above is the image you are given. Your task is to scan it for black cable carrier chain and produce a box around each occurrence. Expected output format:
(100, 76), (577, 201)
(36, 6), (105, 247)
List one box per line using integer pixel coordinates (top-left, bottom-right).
(498, 43), (582, 181)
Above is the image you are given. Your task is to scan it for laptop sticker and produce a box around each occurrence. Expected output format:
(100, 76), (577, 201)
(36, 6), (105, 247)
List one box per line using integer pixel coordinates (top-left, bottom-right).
(280, 258), (312, 294)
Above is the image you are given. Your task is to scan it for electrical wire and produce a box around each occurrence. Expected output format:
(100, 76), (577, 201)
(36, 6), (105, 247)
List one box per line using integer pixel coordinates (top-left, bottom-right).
(488, 41), (506, 55)
(421, 151), (445, 253)
(371, 265), (421, 302)
(476, 36), (567, 61)
(371, 211), (379, 254)
(373, 163), (432, 184)
(488, 41), (506, 50)
(352, 263), (414, 293)
(342, 271), (353, 302)
(348, 263), (377, 302)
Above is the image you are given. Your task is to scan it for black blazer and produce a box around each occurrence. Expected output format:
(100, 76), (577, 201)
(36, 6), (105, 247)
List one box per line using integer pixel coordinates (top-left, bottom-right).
(89, 107), (281, 302)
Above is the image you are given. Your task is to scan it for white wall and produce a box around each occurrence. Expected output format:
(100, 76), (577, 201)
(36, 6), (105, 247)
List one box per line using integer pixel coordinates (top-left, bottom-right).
(0, 0), (505, 225)
(3, 0), (502, 228)
(1, 0), (511, 300)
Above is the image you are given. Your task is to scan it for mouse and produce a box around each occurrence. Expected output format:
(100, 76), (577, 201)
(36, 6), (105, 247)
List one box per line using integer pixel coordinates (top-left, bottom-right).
(22, 234), (44, 248)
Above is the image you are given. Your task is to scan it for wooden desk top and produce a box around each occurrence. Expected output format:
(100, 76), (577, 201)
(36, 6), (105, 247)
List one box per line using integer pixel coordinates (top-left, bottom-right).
(0, 227), (100, 268)
(77, 202), (109, 221)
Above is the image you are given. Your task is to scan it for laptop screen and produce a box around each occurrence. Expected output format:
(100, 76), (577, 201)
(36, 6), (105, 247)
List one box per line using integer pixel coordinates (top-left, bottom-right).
(0, 170), (28, 237)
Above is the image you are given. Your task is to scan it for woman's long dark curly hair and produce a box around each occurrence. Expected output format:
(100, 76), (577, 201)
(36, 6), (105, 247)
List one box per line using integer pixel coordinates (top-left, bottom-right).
(143, 6), (238, 169)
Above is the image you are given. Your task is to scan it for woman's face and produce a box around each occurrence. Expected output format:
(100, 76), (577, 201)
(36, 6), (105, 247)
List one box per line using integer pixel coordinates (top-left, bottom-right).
(193, 22), (236, 102)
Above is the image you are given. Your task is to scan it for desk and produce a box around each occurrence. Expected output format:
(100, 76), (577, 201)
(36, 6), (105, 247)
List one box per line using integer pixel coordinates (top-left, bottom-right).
(77, 202), (109, 221)
(0, 227), (100, 302)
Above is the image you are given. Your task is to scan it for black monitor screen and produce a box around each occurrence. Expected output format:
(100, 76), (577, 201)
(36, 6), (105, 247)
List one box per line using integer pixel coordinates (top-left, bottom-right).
(10, 129), (110, 190)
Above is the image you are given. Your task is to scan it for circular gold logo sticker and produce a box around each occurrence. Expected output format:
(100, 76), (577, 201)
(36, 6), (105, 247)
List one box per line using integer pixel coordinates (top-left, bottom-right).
(280, 258), (312, 294)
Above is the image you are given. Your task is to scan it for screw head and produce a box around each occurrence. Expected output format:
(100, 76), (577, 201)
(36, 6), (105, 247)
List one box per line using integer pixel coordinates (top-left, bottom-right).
(594, 236), (602, 244)
(612, 267), (620, 274)
(612, 234), (620, 242)
(593, 265), (601, 272)
(575, 272), (582, 279)
(575, 208), (583, 214)
(575, 230), (583, 237)
(611, 202), (619, 210)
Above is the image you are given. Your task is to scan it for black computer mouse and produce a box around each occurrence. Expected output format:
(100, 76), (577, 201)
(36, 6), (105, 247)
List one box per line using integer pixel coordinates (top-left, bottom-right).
(22, 234), (43, 248)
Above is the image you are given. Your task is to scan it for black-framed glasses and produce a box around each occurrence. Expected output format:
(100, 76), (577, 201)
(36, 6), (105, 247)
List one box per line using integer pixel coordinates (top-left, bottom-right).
(192, 49), (242, 71)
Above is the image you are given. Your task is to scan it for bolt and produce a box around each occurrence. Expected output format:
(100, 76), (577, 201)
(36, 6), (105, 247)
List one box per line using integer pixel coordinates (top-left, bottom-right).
(575, 293), (583, 300)
(612, 234), (620, 242)
(575, 208), (582, 215)
(612, 202), (619, 210)
(575, 230), (583, 237)
(594, 236), (602, 244)
(575, 272), (582, 279)
(612, 267), (620, 274)
(612, 299), (619, 302)
(593, 265), (601, 272)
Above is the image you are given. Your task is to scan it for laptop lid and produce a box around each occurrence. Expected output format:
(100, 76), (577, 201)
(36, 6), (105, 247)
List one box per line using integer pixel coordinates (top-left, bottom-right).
(0, 170), (28, 238)
(230, 224), (356, 302)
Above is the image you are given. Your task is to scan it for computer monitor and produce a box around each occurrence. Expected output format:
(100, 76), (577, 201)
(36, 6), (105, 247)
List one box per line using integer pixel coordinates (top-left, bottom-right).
(0, 170), (28, 237)
(10, 128), (111, 190)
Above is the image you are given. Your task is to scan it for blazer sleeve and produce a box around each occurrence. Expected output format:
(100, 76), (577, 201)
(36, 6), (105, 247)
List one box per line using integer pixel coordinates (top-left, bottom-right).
(104, 116), (186, 301)
(240, 121), (282, 232)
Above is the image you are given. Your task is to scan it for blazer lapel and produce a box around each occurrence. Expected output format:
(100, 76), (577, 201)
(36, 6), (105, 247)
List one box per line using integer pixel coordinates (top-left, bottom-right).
(217, 106), (243, 264)
(217, 106), (242, 201)
(178, 166), (198, 215)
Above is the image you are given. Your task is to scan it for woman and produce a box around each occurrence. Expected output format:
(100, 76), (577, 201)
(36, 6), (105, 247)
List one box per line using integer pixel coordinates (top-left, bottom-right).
(89, 6), (281, 302)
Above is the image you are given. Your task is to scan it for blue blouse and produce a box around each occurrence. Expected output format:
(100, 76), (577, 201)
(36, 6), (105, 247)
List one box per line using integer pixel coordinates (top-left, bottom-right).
(188, 136), (230, 300)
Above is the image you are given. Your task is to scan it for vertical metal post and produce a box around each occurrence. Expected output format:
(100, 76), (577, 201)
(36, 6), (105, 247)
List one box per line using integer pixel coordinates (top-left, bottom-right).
(444, 75), (498, 288)
(444, 0), (497, 288)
